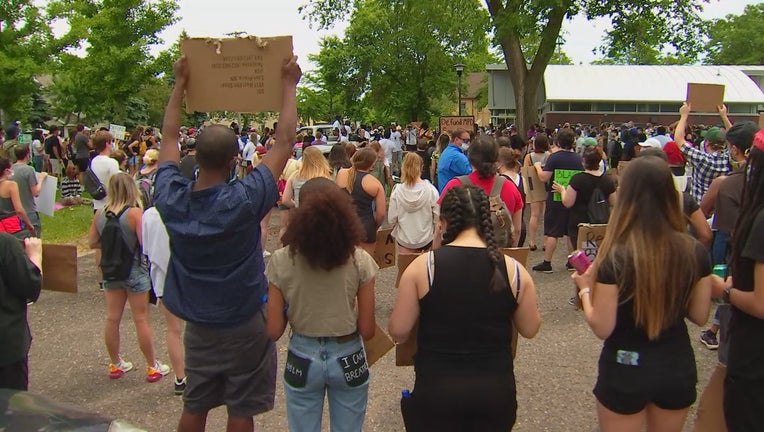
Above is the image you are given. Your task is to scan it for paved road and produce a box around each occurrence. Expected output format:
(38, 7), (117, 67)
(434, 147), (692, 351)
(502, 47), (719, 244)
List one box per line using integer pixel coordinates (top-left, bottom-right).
(26, 214), (718, 431)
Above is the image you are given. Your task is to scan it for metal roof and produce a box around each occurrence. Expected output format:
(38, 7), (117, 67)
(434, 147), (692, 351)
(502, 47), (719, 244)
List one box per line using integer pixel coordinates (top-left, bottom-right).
(486, 64), (764, 103)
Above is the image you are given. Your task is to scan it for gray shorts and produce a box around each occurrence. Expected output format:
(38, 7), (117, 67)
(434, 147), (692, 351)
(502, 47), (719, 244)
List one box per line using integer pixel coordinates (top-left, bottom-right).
(183, 309), (276, 417)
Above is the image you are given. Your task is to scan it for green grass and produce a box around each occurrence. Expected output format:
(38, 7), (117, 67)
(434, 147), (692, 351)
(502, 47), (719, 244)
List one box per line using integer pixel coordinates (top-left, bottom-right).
(40, 204), (93, 245)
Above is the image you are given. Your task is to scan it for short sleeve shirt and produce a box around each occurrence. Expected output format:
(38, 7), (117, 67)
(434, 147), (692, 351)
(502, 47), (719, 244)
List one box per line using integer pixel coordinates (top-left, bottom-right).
(568, 172), (616, 226)
(266, 247), (378, 337)
(439, 172), (524, 214)
(542, 150), (583, 199)
(436, 144), (472, 193)
(153, 161), (278, 326)
(90, 155), (120, 211)
(11, 163), (38, 214)
(74, 134), (90, 159)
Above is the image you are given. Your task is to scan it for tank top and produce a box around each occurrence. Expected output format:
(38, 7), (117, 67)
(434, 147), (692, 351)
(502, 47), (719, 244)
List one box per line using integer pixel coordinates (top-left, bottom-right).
(416, 246), (517, 377)
(95, 207), (139, 255)
(291, 177), (308, 208)
(0, 195), (15, 218)
(713, 170), (744, 232)
(530, 152), (548, 166)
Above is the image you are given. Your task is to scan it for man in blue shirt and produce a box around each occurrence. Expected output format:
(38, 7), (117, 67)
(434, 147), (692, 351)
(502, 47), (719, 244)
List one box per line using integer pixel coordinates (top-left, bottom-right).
(437, 128), (472, 192)
(155, 55), (301, 432)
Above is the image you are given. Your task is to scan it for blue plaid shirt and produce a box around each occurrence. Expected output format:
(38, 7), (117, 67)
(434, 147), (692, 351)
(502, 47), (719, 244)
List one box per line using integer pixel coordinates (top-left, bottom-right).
(681, 143), (730, 202)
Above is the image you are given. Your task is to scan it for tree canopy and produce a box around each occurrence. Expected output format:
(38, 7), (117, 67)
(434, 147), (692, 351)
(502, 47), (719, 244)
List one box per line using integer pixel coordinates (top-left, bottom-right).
(706, 3), (764, 65)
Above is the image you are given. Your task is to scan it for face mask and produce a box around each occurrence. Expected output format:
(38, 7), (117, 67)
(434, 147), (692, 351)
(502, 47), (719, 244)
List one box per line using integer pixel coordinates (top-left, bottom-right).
(461, 143), (470, 151)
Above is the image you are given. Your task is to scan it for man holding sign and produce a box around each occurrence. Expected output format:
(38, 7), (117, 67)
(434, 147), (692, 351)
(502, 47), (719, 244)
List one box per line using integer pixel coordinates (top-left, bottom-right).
(531, 129), (582, 273)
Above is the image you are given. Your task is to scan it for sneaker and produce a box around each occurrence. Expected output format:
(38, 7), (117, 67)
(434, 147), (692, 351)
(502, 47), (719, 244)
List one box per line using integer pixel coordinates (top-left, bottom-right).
(263, 250), (271, 258)
(109, 359), (134, 379)
(700, 330), (719, 350)
(566, 262), (575, 272)
(568, 296), (576, 306)
(147, 360), (171, 383)
(174, 376), (187, 395)
(532, 261), (553, 273)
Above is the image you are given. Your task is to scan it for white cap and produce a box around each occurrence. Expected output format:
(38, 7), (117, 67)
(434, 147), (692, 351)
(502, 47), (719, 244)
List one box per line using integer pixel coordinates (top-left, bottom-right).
(638, 138), (661, 149)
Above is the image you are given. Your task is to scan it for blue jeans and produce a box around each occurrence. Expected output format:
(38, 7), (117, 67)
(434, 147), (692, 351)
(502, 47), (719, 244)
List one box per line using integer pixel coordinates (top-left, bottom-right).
(284, 332), (369, 432)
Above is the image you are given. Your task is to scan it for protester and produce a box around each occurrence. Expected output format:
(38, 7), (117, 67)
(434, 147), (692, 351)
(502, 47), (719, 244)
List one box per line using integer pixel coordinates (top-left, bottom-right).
(45, 126), (64, 176)
(266, 177), (377, 432)
(1, 126), (20, 163)
(87, 172), (169, 382)
(277, 152), (301, 245)
(389, 184), (541, 431)
(60, 162), (85, 206)
(0, 157), (35, 238)
(282, 146), (331, 209)
(328, 144), (351, 179)
(12, 145), (46, 237)
(429, 133), (450, 187)
(498, 147), (527, 247)
(718, 129), (764, 431)
(336, 148), (387, 255)
(532, 129), (583, 273)
(73, 124), (92, 177)
(31, 129), (45, 172)
(127, 126), (145, 175)
(0, 234), (42, 390)
(523, 133), (551, 251)
(142, 207), (187, 395)
(436, 129), (472, 193)
(388, 152), (439, 254)
(438, 136), (523, 248)
(154, 56), (301, 432)
(178, 137), (198, 181)
(572, 155), (712, 432)
(90, 132), (121, 212)
(368, 141), (393, 193)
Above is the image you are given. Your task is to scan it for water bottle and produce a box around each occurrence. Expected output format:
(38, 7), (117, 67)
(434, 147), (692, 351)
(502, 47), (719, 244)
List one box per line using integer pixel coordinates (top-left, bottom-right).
(401, 389), (411, 398)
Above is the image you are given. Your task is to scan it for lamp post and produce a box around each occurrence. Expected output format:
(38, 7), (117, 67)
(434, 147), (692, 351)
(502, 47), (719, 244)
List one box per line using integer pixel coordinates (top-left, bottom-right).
(454, 63), (466, 116)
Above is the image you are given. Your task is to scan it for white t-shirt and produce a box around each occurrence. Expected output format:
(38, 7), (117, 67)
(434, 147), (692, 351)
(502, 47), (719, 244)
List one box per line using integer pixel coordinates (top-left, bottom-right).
(242, 141), (256, 163)
(32, 139), (44, 156)
(406, 129), (418, 145)
(141, 207), (170, 297)
(379, 138), (395, 166)
(390, 131), (402, 151)
(90, 154), (120, 210)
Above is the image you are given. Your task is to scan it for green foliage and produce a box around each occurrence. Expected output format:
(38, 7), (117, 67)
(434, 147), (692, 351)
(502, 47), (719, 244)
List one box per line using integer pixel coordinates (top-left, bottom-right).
(706, 3), (764, 65)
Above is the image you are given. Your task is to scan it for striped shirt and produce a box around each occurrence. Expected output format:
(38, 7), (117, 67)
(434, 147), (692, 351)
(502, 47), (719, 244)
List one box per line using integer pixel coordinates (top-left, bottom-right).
(60, 177), (83, 198)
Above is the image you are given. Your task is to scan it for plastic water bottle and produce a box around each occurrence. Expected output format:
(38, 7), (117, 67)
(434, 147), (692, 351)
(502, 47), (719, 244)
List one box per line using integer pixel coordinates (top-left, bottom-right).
(402, 389), (411, 398)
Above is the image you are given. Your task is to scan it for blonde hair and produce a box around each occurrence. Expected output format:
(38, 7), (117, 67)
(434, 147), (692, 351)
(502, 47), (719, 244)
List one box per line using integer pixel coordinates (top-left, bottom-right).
(105, 172), (143, 212)
(143, 149), (159, 166)
(296, 147), (331, 180)
(401, 152), (422, 187)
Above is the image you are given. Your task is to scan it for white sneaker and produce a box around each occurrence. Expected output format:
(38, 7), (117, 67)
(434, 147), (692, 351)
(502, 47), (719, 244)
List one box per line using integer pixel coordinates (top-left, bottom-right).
(109, 359), (134, 379)
(147, 360), (170, 383)
(263, 250), (271, 258)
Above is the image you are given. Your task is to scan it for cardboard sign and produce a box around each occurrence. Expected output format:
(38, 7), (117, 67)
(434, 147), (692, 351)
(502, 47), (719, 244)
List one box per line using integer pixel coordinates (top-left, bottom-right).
(520, 166), (547, 203)
(396, 253), (421, 287)
(18, 134), (32, 145)
(181, 36), (294, 113)
(502, 247), (529, 359)
(42, 244), (78, 293)
(373, 227), (396, 269)
(694, 364), (728, 432)
(553, 169), (582, 201)
(576, 224), (608, 260)
(759, 113), (764, 128)
(395, 250), (421, 366)
(109, 124), (126, 141)
(364, 322), (395, 367)
(439, 116), (474, 134)
(686, 83), (725, 113)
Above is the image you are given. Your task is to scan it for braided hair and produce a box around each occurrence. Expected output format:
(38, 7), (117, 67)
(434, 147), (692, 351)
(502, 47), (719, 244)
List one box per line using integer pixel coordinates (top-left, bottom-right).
(440, 185), (508, 293)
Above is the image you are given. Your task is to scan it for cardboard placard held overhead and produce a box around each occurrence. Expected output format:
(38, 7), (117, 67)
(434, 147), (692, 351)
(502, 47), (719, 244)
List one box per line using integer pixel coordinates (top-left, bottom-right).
(521, 166), (547, 203)
(42, 244), (78, 293)
(181, 36), (294, 113)
(373, 228), (396, 269)
(439, 116), (474, 134)
(686, 83), (725, 113)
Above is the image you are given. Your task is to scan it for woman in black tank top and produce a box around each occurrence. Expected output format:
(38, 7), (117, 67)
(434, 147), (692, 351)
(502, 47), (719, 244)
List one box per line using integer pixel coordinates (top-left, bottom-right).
(389, 184), (541, 431)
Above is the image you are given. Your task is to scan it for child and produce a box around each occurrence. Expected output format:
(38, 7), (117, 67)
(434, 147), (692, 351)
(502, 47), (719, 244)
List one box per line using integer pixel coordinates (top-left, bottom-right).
(60, 163), (85, 206)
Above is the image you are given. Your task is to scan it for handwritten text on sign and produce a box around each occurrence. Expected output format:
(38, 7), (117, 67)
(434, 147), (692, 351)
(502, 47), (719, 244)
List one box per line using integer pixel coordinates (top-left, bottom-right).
(439, 116), (474, 134)
(576, 224), (608, 260)
(554, 169), (582, 201)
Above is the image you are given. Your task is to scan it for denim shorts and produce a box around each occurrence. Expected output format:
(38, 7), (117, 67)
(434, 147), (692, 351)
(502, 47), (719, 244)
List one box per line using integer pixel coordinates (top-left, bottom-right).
(102, 259), (151, 293)
(128, 155), (139, 166)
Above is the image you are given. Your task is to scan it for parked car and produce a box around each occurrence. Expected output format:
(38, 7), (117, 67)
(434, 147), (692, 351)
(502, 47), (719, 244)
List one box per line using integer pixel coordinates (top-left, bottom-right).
(296, 124), (361, 155)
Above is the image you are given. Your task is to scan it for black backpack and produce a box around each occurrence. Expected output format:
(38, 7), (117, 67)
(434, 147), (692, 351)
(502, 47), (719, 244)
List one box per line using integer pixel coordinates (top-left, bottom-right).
(83, 167), (107, 200)
(100, 207), (136, 281)
(587, 182), (611, 224)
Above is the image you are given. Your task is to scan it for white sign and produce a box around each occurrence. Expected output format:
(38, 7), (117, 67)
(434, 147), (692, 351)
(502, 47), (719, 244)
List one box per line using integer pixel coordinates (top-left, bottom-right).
(110, 124), (127, 141)
(34, 174), (58, 217)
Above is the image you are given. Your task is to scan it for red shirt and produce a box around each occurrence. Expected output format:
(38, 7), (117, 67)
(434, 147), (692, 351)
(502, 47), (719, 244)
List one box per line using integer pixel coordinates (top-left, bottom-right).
(663, 141), (686, 166)
(439, 172), (524, 214)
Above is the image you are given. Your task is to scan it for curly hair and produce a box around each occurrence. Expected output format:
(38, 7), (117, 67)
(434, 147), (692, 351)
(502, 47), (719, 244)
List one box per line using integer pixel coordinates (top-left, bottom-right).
(440, 185), (507, 292)
(282, 178), (365, 271)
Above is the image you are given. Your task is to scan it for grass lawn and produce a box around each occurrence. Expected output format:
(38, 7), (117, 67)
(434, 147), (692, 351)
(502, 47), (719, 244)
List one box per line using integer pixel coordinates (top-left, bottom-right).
(40, 204), (93, 246)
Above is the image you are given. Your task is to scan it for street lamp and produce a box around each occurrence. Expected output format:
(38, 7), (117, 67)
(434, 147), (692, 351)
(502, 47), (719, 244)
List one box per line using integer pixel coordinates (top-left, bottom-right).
(454, 63), (466, 116)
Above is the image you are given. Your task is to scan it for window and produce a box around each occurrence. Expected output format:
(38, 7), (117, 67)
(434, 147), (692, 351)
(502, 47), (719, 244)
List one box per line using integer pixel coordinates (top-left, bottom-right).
(593, 103), (614, 112)
(569, 102), (591, 112)
(551, 102), (569, 111)
(614, 103), (637, 112)
(637, 104), (660, 112)
(660, 104), (682, 113)
(728, 104), (755, 114)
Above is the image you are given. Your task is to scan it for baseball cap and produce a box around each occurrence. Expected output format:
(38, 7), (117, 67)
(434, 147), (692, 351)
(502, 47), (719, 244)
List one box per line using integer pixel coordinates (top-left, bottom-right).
(188, 127), (196, 135)
(638, 138), (662, 149)
(582, 137), (598, 146)
(701, 127), (726, 144)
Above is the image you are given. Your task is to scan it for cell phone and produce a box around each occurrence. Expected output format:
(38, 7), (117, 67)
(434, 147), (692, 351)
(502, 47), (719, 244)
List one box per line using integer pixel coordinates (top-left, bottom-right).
(567, 250), (592, 275)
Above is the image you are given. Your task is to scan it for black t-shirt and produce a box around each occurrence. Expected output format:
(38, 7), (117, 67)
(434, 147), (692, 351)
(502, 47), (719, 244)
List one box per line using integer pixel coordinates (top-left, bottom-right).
(542, 150), (583, 197)
(179, 154), (198, 180)
(597, 238), (711, 360)
(729, 208), (764, 379)
(44, 136), (62, 159)
(416, 150), (431, 181)
(568, 172), (616, 227)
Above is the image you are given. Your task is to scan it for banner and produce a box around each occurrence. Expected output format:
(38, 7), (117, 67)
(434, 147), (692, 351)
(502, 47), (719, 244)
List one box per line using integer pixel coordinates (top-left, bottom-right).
(439, 116), (474, 134)
(181, 35), (294, 113)
(686, 83), (725, 113)
(553, 169), (581, 201)
(373, 227), (396, 269)
(42, 244), (78, 293)
(520, 166), (547, 203)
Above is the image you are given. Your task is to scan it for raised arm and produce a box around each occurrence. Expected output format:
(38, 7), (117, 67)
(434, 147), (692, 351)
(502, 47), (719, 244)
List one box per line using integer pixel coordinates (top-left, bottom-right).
(262, 56), (302, 179)
(159, 57), (188, 164)
(675, 103), (690, 149)
(718, 104), (733, 130)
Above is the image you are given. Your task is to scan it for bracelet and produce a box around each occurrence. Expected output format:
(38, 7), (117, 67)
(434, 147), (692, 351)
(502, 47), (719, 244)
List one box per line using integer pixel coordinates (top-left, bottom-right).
(578, 288), (591, 299)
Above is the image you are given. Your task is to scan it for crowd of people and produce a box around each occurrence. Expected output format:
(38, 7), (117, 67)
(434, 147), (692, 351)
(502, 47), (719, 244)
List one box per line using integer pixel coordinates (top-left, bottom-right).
(0, 51), (763, 432)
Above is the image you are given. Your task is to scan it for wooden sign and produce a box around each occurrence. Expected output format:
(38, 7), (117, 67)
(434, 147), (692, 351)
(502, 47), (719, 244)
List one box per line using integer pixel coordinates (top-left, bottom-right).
(439, 116), (474, 134)
(576, 224), (608, 260)
(42, 244), (78, 293)
(181, 36), (294, 113)
(364, 322), (395, 367)
(373, 227), (396, 269)
(520, 166), (547, 203)
(687, 83), (725, 113)
(553, 169), (582, 201)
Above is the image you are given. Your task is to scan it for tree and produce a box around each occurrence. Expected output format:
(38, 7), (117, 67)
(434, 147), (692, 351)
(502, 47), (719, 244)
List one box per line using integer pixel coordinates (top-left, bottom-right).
(0, 1), (52, 124)
(706, 3), (764, 65)
(302, 0), (708, 135)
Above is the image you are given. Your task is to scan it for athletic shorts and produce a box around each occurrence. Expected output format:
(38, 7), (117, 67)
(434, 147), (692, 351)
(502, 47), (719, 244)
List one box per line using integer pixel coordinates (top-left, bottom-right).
(724, 375), (764, 431)
(594, 348), (696, 415)
(543, 201), (570, 238)
(183, 309), (276, 417)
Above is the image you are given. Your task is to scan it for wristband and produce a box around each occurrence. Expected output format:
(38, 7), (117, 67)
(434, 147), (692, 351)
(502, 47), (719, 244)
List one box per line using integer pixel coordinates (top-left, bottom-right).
(578, 288), (591, 300)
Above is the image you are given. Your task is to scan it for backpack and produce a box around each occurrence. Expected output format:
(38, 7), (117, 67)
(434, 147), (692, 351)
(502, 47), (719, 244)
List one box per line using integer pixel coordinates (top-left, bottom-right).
(587, 180), (611, 224)
(458, 175), (514, 248)
(82, 166), (107, 200)
(136, 171), (157, 208)
(99, 207), (136, 281)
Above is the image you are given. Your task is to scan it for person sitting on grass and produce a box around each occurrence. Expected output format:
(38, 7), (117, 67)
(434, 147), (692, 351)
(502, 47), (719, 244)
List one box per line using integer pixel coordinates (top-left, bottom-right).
(60, 162), (86, 207)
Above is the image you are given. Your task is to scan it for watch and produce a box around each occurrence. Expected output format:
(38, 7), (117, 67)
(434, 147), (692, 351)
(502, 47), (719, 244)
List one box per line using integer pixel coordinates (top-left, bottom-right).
(723, 286), (732, 304)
